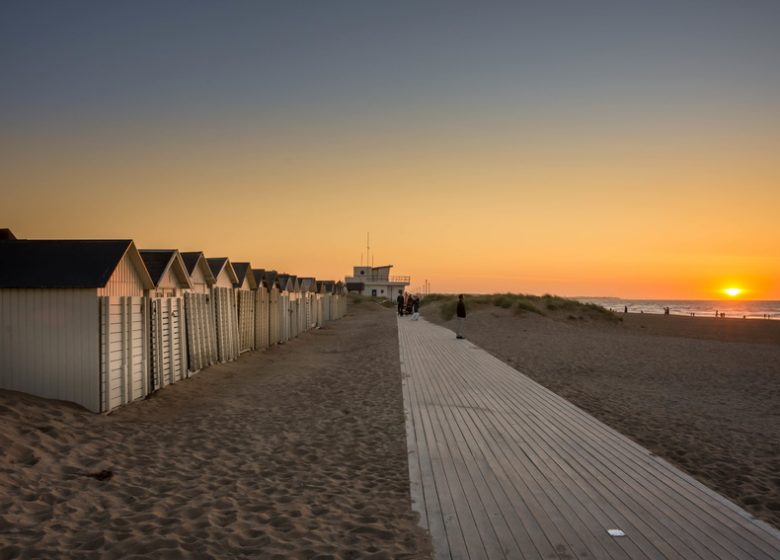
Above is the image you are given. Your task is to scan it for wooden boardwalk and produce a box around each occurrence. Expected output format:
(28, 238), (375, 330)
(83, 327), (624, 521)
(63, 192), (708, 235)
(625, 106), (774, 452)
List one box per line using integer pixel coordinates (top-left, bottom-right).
(398, 317), (780, 560)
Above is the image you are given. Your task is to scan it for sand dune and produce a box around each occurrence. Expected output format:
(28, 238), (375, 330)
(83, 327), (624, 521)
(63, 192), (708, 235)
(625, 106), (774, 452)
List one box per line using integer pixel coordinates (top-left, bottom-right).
(0, 304), (431, 559)
(423, 304), (780, 530)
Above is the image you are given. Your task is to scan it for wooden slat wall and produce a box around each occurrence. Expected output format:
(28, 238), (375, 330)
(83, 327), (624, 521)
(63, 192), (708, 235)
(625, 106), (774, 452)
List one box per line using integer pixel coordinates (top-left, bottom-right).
(150, 297), (187, 390)
(213, 287), (239, 362)
(0, 288), (100, 412)
(189, 264), (210, 294)
(279, 294), (290, 343)
(97, 253), (145, 297)
(236, 289), (255, 353)
(269, 288), (280, 345)
(184, 292), (217, 372)
(100, 296), (148, 412)
(254, 288), (270, 349)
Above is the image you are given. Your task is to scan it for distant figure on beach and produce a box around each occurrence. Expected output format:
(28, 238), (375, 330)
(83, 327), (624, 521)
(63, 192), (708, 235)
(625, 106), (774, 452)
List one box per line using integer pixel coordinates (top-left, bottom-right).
(397, 293), (404, 316)
(456, 295), (466, 339)
(624, 305), (628, 313)
(664, 306), (670, 315)
(412, 296), (420, 321)
(715, 309), (719, 318)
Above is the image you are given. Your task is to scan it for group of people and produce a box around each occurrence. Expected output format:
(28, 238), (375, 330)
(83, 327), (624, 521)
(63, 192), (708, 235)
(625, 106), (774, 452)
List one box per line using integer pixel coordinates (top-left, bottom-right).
(397, 293), (468, 340)
(397, 293), (421, 320)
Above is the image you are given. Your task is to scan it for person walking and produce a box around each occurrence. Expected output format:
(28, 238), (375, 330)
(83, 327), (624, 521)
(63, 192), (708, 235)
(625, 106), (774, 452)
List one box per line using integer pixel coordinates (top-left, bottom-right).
(456, 294), (466, 339)
(412, 296), (420, 321)
(397, 293), (405, 316)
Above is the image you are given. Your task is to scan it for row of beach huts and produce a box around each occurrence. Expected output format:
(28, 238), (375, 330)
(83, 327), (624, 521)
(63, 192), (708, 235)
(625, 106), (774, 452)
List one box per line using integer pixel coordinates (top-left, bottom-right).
(0, 229), (347, 413)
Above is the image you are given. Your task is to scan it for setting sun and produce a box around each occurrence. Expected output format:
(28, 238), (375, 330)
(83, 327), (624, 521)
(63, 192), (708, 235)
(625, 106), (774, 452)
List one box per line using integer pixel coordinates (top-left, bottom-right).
(724, 287), (742, 297)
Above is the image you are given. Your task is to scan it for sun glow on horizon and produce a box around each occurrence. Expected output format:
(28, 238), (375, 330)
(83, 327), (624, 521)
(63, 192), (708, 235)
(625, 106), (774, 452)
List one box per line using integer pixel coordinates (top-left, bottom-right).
(723, 287), (743, 298)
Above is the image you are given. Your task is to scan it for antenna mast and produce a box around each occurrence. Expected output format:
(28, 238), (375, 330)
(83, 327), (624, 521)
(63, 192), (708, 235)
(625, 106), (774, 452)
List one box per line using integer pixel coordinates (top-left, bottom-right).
(366, 232), (370, 268)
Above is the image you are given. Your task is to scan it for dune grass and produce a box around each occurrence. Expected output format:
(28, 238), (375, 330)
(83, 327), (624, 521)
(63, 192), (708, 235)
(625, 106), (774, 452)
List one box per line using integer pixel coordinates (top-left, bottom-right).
(422, 293), (620, 322)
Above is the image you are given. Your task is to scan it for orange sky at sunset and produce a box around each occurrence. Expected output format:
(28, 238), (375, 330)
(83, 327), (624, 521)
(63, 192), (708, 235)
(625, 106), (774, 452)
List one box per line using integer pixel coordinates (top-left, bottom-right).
(2, 3), (778, 300)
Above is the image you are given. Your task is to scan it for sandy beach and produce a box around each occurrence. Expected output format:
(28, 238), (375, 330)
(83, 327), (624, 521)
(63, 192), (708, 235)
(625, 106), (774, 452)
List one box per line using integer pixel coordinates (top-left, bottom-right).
(0, 304), (431, 560)
(423, 302), (780, 530)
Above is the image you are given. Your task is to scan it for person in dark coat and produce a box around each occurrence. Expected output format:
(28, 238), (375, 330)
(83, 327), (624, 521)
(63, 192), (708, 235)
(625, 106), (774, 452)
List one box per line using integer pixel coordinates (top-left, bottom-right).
(456, 294), (466, 339)
(397, 293), (405, 316)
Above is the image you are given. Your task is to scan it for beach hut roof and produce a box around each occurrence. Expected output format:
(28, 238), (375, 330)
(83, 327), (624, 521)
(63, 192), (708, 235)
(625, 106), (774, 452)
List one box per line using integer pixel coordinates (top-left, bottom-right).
(0, 228), (16, 241)
(319, 280), (335, 293)
(277, 274), (289, 289)
(232, 262), (257, 289)
(252, 268), (266, 286)
(139, 250), (192, 289)
(0, 239), (154, 289)
(206, 257), (239, 285)
(299, 277), (317, 292)
(264, 270), (280, 289)
(180, 251), (216, 286)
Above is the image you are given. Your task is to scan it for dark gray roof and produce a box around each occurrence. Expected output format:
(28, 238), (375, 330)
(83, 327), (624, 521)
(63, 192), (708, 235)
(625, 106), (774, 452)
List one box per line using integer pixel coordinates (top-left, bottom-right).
(0, 229), (16, 241)
(264, 270), (279, 288)
(318, 280), (335, 293)
(180, 252), (204, 275)
(139, 250), (175, 287)
(252, 268), (266, 285)
(0, 239), (133, 288)
(299, 277), (316, 291)
(207, 257), (228, 279)
(232, 262), (252, 288)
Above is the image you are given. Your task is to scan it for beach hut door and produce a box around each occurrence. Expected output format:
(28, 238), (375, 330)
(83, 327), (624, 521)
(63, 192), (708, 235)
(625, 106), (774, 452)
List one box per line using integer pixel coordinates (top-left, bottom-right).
(99, 296), (149, 412)
(150, 297), (187, 391)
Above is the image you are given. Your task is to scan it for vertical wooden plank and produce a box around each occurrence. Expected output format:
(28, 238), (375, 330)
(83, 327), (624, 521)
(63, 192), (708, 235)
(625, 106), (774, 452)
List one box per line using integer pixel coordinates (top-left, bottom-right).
(102, 297), (111, 412)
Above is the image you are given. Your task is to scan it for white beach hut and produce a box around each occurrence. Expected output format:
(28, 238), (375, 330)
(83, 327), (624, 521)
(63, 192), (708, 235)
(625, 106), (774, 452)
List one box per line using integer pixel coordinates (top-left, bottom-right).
(180, 251), (218, 373)
(299, 277), (318, 330)
(276, 274), (293, 343)
(0, 238), (154, 412)
(139, 250), (192, 391)
(207, 257), (240, 363)
(264, 271), (282, 346)
(334, 281), (347, 319)
(252, 269), (271, 350)
(232, 262), (257, 354)
(317, 280), (334, 323)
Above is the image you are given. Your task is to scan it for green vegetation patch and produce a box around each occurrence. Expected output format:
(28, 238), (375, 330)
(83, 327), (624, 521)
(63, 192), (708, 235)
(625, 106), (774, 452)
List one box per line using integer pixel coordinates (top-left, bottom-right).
(420, 292), (620, 322)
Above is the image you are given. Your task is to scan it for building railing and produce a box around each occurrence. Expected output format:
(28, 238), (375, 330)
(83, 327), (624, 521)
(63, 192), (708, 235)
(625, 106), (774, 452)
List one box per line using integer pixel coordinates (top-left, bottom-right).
(346, 274), (411, 284)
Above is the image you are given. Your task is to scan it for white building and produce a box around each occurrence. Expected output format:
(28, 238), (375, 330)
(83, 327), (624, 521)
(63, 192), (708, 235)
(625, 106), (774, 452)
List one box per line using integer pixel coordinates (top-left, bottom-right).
(345, 265), (410, 300)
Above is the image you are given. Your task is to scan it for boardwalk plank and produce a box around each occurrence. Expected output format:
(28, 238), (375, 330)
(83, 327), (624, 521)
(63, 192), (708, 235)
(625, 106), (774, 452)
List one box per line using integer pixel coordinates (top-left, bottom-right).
(398, 317), (780, 560)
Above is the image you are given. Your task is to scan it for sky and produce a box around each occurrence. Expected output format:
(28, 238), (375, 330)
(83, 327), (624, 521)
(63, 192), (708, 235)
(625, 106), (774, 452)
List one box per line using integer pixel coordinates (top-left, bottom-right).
(2, 0), (779, 299)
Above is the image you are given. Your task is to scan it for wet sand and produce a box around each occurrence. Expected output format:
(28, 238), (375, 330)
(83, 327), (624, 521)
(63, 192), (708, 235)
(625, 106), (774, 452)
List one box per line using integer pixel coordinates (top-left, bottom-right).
(423, 304), (780, 529)
(0, 304), (431, 560)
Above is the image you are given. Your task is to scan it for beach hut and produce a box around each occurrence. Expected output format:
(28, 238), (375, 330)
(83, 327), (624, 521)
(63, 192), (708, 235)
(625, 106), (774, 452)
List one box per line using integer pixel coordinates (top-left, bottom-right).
(293, 276), (306, 336)
(139, 250), (192, 391)
(207, 257), (240, 363)
(0, 239), (154, 413)
(289, 275), (304, 337)
(299, 277), (318, 330)
(232, 262), (257, 354)
(317, 280), (334, 323)
(252, 269), (271, 350)
(180, 252), (218, 373)
(264, 271), (282, 346)
(181, 251), (215, 294)
(333, 281), (347, 319)
(276, 274), (294, 343)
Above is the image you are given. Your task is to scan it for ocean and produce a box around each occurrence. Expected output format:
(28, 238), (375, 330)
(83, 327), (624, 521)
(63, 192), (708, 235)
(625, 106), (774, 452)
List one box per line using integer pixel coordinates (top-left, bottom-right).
(576, 298), (780, 320)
